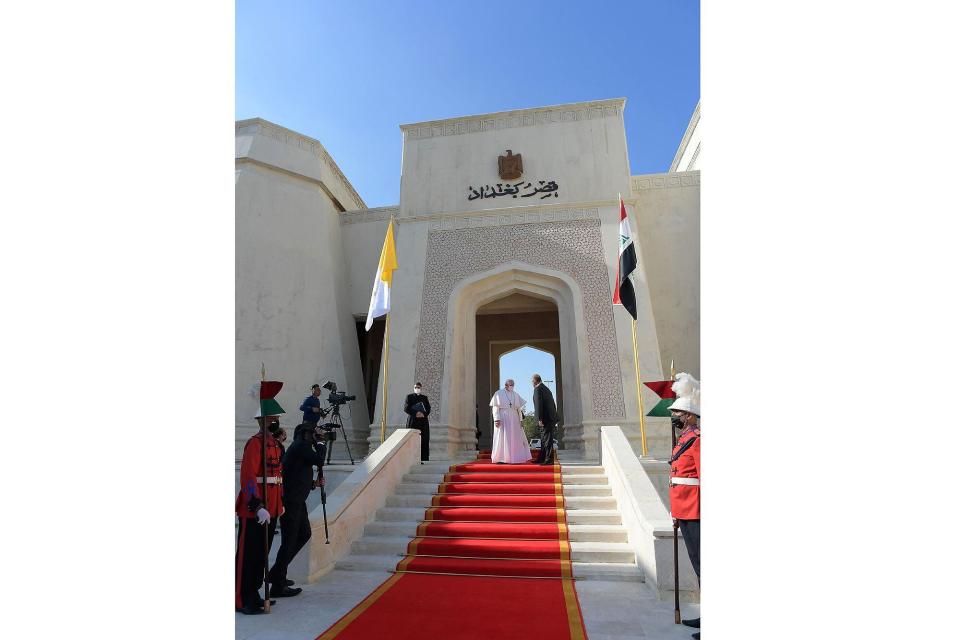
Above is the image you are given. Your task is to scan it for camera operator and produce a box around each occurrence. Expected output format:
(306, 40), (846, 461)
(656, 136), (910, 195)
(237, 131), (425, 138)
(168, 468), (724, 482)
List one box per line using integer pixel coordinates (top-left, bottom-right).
(300, 384), (324, 426)
(267, 422), (327, 598)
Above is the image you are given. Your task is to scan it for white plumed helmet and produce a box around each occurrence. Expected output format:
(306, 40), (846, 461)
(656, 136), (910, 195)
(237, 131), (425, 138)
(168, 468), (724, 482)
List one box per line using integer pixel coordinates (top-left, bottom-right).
(670, 372), (700, 416)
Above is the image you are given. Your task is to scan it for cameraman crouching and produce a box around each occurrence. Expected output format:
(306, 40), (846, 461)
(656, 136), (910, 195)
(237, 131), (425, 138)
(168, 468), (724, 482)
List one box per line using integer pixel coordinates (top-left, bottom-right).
(268, 423), (326, 597)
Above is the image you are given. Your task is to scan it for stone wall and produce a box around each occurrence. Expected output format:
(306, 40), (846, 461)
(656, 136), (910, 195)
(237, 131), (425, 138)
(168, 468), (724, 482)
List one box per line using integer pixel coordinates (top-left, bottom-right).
(235, 125), (370, 456)
(631, 171), (700, 378)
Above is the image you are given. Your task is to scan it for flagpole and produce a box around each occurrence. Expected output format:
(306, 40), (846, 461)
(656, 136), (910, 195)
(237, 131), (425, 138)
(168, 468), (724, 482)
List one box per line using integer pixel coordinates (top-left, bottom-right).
(260, 363), (270, 613)
(670, 356), (680, 624)
(631, 320), (649, 457)
(670, 358), (677, 450)
(380, 312), (390, 444)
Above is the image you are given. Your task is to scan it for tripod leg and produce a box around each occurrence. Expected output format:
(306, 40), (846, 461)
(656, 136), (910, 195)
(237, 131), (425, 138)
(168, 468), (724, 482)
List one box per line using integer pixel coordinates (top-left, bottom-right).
(340, 426), (354, 464)
(326, 438), (333, 464)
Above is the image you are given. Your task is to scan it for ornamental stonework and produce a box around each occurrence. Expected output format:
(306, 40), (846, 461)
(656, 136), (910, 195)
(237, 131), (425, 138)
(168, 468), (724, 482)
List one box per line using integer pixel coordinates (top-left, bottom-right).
(414, 218), (626, 420)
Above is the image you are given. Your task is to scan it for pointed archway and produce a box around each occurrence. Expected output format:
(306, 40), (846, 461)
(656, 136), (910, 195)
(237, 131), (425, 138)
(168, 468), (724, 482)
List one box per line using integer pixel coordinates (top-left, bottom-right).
(474, 298), (563, 450)
(434, 262), (593, 457)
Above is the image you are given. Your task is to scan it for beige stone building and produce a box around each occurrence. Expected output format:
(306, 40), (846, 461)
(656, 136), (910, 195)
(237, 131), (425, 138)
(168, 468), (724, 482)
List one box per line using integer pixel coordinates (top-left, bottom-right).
(235, 98), (700, 462)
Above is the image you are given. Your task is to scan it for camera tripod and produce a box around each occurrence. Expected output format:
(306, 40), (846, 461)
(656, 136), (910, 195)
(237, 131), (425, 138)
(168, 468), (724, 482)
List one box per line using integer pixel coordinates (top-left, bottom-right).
(321, 403), (355, 465)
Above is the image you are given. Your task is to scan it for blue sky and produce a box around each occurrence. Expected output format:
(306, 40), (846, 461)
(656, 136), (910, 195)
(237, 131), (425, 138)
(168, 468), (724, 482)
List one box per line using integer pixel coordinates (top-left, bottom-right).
(236, 0), (700, 207)
(498, 346), (556, 412)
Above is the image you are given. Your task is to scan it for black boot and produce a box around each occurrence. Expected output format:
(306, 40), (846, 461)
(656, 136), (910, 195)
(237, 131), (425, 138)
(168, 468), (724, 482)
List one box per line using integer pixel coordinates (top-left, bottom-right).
(237, 604), (264, 615)
(682, 618), (700, 628)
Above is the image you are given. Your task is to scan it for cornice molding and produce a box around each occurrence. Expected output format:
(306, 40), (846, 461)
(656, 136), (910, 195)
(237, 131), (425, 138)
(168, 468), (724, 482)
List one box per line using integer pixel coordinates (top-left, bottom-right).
(339, 206), (399, 225)
(631, 171), (700, 194)
(338, 199), (634, 227)
(236, 118), (366, 209)
(235, 157), (323, 188)
(420, 206), (600, 231)
(400, 98), (626, 141)
(669, 100), (701, 173)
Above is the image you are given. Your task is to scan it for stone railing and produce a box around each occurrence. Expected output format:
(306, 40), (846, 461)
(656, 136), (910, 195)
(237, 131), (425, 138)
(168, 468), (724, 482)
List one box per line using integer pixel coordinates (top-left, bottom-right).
(286, 428), (422, 583)
(601, 425), (699, 602)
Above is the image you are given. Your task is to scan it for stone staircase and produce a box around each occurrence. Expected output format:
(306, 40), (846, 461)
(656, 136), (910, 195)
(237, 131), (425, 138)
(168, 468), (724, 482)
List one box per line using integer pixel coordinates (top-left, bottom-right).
(336, 457), (643, 582)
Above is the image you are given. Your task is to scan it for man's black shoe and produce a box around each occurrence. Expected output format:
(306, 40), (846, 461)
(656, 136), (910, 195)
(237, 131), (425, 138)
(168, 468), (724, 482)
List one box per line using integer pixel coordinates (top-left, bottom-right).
(285, 579), (295, 586)
(682, 618), (700, 628)
(270, 586), (303, 598)
(237, 605), (264, 615)
(692, 633), (700, 639)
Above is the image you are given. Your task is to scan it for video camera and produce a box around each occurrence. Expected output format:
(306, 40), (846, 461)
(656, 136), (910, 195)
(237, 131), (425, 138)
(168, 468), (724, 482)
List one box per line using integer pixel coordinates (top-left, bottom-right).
(322, 380), (356, 406)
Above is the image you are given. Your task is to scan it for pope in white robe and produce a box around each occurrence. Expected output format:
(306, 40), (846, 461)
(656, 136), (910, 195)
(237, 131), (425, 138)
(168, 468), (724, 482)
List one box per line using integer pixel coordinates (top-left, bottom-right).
(489, 379), (532, 464)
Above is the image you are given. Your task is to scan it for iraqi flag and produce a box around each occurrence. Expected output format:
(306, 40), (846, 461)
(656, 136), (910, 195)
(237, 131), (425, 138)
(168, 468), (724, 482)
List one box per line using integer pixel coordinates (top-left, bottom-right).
(613, 195), (637, 319)
(365, 218), (399, 331)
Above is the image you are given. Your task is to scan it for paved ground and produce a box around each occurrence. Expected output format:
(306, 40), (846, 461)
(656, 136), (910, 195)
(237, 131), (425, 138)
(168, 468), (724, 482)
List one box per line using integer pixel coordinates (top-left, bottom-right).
(235, 569), (700, 640)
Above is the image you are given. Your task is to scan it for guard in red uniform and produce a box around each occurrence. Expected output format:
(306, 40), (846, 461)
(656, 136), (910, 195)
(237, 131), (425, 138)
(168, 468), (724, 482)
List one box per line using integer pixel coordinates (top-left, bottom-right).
(235, 414), (284, 615)
(669, 372), (701, 637)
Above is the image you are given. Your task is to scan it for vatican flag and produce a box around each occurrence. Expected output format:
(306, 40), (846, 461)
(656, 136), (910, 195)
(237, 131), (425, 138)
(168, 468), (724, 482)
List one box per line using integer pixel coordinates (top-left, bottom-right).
(365, 218), (398, 331)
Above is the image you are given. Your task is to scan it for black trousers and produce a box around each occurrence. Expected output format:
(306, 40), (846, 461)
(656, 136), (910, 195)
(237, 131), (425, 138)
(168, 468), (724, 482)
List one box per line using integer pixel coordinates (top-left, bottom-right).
(269, 500), (312, 588)
(412, 423), (429, 461)
(677, 518), (700, 581)
(235, 515), (277, 609)
(536, 424), (556, 463)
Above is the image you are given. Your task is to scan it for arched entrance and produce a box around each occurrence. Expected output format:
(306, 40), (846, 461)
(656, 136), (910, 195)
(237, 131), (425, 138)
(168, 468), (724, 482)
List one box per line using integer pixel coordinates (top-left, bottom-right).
(437, 263), (592, 457)
(478, 313), (563, 451)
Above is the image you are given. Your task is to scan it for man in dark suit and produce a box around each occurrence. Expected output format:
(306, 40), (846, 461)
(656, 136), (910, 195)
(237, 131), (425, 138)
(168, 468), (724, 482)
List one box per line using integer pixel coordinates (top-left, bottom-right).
(267, 423), (326, 598)
(403, 382), (431, 461)
(531, 374), (559, 465)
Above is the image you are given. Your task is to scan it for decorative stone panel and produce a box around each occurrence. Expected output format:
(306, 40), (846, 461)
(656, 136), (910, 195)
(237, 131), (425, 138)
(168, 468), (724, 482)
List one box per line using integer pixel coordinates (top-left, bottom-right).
(414, 219), (626, 420)
(631, 171), (700, 193)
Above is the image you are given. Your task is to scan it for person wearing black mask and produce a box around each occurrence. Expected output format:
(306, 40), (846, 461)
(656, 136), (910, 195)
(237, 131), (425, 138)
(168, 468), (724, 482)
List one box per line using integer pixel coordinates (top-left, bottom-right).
(267, 423), (326, 598)
(668, 373), (701, 638)
(403, 383), (431, 462)
(235, 413), (283, 615)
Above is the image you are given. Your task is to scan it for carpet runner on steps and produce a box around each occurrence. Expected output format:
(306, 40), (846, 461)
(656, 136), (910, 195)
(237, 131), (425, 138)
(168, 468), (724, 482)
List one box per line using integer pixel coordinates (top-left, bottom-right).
(315, 450), (588, 639)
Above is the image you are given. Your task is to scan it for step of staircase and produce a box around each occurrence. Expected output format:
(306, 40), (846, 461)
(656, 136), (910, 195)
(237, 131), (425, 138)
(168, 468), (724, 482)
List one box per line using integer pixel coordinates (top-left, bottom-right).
(572, 562), (644, 582)
(383, 494), (618, 509)
(393, 481), (612, 496)
(373, 507), (621, 525)
(347, 536), (635, 563)
(360, 520), (628, 542)
(400, 474), (609, 486)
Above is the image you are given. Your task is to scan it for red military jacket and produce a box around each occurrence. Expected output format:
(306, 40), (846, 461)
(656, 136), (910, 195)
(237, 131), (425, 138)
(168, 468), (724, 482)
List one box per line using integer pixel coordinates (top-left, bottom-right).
(235, 431), (283, 519)
(669, 427), (700, 520)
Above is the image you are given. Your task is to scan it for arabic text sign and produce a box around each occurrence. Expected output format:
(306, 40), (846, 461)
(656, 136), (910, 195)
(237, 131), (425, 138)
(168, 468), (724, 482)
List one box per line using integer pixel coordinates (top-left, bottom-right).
(468, 180), (560, 201)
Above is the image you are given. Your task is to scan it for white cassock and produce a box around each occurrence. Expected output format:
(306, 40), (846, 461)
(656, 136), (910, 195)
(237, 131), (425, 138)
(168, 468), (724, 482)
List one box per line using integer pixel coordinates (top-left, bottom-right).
(489, 389), (532, 464)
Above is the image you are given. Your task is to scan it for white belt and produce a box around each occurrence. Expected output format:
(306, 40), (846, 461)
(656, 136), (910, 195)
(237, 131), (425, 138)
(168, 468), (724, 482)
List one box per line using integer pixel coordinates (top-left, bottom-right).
(255, 476), (283, 484)
(670, 477), (700, 486)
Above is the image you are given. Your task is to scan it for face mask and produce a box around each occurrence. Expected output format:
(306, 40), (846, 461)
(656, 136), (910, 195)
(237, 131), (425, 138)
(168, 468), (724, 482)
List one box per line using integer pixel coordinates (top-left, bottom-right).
(414, 388), (421, 394)
(671, 416), (686, 431)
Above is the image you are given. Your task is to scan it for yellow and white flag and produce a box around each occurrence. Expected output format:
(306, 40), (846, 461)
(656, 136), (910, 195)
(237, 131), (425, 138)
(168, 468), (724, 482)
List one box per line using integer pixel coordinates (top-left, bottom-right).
(365, 219), (398, 331)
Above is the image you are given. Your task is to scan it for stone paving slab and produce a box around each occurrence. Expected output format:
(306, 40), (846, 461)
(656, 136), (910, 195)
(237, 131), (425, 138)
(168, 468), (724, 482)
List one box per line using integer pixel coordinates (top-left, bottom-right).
(235, 568), (700, 640)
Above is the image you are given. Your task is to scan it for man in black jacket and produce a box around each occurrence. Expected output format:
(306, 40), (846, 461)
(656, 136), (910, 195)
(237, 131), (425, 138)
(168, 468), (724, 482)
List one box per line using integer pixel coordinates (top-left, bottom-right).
(403, 382), (431, 461)
(267, 423), (326, 597)
(532, 374), (559, 465)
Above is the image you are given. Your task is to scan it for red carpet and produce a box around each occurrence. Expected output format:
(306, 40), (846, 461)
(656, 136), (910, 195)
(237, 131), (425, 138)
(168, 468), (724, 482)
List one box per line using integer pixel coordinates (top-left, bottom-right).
(315, 450), (587, 639)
